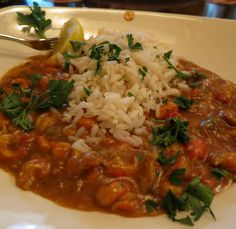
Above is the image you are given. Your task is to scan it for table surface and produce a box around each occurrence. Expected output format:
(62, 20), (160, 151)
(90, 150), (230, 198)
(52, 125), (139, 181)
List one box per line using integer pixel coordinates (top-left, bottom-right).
(0, 0), (235, 19)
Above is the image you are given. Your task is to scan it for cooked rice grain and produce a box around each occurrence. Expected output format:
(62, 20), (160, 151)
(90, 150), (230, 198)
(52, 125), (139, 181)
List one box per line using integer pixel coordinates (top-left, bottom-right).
(58, 29), (188, 150)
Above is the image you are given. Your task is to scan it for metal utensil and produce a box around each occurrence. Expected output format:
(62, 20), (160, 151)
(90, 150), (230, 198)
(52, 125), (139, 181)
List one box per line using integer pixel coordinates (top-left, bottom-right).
(0, 33), (58, 50)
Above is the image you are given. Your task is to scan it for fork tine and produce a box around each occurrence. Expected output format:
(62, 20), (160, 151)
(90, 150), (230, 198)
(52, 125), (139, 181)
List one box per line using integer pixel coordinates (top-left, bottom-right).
(31, 38), (59, 50)
(0, 33), (59, 51)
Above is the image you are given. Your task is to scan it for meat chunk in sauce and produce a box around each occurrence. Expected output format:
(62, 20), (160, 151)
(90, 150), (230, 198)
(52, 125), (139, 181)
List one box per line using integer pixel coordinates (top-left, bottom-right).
(17, 158), (51, 190)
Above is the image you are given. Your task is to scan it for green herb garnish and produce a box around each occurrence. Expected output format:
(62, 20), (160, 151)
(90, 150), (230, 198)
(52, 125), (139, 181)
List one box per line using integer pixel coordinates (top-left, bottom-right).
(194, 71), (206, 80)
(136, 153), (144, 161)
(83, 86), (92, 96)
(70, 40), (87, 52)
(163, 50), (172, 60)
(89, 41), (122, 75)
(157, 151), (180, 165)
(188, 82), (202, 88)
(48, 80), (74, 107)
(162, 98), (168, 104)
(152, 117), (189, 148)
(29, 74), (42, 86)
(0, 79), (74, 130)
(162, 177), (215, 226)
(173, 95), (194, 111)
(169, 168), (186, 185)
(145, 199), (159, 213)
(138, 66), (148, 80)
(17, 2), (51, 38)
(127, 92), (135, 97)
(0, 86), (4, 95)
(127, 34), (143, 50)
(0, 92), (23, 119)
(163, 50), (190, 80)
(125, 57), (130, 63)
(108, 44), (122, 62)
(212, 168), (230, 180)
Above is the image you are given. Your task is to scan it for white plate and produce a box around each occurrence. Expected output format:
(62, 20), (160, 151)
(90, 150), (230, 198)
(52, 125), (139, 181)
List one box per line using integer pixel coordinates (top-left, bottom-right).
(0, 6), (236, 229)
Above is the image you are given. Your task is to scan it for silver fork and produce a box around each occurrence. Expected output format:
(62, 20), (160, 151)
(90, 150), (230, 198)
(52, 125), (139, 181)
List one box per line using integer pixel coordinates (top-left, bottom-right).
(0, 33), (58, 50)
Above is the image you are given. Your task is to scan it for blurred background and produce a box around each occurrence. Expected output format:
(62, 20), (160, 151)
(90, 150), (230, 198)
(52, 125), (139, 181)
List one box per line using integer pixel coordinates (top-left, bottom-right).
(0, 0), (236, 19)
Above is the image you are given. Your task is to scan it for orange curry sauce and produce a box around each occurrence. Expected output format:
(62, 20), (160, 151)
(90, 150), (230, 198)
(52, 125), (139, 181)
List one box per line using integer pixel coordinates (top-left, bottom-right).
(0, 55), (235, 218)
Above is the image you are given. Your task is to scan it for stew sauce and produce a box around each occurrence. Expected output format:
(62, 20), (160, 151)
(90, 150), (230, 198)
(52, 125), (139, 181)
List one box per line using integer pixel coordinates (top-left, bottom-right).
(0, 55), (235, 218)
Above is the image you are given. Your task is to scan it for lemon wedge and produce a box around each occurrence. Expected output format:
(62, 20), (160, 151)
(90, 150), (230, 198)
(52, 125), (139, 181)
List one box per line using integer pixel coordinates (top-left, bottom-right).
(53, 17), (84, 53)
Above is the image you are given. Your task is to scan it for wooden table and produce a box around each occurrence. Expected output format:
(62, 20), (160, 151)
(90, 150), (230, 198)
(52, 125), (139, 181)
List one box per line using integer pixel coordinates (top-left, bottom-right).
(0, 0), (235, 19)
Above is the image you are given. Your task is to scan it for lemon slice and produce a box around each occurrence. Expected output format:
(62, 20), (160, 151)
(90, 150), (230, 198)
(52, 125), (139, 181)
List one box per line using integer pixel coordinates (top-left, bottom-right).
(53, 17), (84, 53)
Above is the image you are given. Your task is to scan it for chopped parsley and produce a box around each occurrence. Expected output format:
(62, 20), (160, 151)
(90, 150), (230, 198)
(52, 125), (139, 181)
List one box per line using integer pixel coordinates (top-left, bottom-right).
(173, 95), (194, 111)
(17, 2), (51, 38)
(162, 177), (215, 226)
(187, 71), (206, 88)
(162, 98), (168, 104)
(152, 117), (189, 148)
(48, 80), (74, 107)
(145, 199), (159, 213)
(89, 41), (122, 75)
(63, 52), (80, 59)
(63, 52), (80, 70)
(136, 153), (144, 161)
(169, 168), (186, 185)
(83, 86), (92, 96)
(157, 151), (180, 165)
(127, 92), (135, 97)
(0, 86), (4, 95)
(163, 50), (173, 60)
(138, 66), (148, 80)
(0, 79), (74, 130)
(211, 168), (230, 180)
(127, 34), (143, 50)
(29, 74), (43, 86)
(163, 50), (191, 80)
(194, 71), (206, 80)
(125, 57), (130, 63)
(70, 40), (87, 52)
(188, 82), (202, 88)
(108, 44), (122, 62)
(89, 43), (105, 75)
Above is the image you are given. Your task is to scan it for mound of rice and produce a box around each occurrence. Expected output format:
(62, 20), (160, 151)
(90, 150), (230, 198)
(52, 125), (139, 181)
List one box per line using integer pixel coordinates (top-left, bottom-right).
(57, 29), (190, 151)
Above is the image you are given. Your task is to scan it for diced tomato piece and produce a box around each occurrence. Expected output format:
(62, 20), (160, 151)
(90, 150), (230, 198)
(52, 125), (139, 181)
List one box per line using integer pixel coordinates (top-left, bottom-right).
(76, 117), (97, 130)
(16, 132), (35, 145)
(15, 132), (35, 158)
(186, 88), (201, 99)
(158, 101), (178, 119)
(185, 139), (208, 161)
(38, 78), (49, 91)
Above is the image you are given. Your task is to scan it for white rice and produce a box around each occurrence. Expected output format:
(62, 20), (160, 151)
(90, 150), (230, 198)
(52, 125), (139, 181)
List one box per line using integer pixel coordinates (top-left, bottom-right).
(57, 29), (190, 152)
